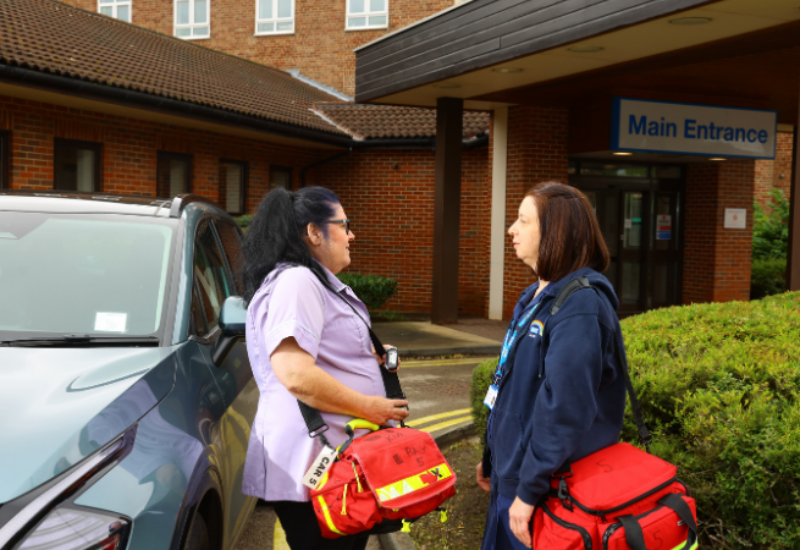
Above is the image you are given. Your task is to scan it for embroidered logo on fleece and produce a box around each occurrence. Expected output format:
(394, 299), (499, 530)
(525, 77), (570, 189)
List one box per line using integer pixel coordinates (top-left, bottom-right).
(529, 320), (544, 338)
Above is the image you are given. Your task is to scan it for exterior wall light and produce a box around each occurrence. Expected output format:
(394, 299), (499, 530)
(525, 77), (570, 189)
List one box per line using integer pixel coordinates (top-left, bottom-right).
(492, 67), (524, 73)
(709, 157), (726, 161)
(612, 152), (633, 156)
(566, 45), (604, 52)
(668, 17), (712, 25)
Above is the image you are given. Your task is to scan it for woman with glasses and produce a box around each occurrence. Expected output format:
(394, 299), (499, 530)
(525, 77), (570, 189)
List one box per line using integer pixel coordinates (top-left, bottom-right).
(240, 186), (409, 550)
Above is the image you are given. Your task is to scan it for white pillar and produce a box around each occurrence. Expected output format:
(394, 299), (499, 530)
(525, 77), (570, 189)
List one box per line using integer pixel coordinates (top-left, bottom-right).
(488, 107), (508, 320)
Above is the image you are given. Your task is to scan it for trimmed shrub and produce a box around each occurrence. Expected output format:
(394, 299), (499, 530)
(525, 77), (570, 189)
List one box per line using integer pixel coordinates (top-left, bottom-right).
(236, 214), (254, 232)
(469, 292), (800, 548)
(337, 273), (398, 311)
(470, 357), (498, 440)
(752, 188), (789, 260)
(750, 257), (787, 299)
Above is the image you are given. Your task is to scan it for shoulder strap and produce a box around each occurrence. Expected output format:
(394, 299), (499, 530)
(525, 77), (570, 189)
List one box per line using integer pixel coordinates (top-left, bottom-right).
(549, 276), (652, 451)
(296, 274), (407, 445)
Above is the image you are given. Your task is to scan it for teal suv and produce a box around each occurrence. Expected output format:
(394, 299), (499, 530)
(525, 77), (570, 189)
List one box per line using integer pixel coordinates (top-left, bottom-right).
(0, 192), (257, 550)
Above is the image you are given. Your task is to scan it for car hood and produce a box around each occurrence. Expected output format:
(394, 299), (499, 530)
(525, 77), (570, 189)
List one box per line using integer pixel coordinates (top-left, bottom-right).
(0, 346), (179, 504)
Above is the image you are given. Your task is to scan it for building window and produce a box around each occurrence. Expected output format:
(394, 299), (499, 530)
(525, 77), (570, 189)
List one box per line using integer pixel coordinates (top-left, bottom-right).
(0, 131), (9, 189)
(157, 152), (192, 198)
(256, 0), (294, 35)
(54, 139), (102, 192)
(346, 0), (387, 30)
(98, 0), (131, 22)
(175, 0), (210, 39)
(219, 159), (246, 216)
(270, 166), (292, 190)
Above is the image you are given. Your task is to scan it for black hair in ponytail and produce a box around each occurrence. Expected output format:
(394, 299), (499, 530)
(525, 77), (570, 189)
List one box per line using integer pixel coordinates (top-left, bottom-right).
(241, 186), (341, 305)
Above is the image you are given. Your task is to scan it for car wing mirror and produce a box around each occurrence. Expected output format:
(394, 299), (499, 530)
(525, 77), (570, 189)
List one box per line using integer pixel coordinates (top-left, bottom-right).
(218, 296), (246, 337)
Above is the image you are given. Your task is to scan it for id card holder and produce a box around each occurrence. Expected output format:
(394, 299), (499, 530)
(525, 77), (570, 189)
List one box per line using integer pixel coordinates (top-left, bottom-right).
(484, 384), (499, 410)
(302, 445), (338, 489)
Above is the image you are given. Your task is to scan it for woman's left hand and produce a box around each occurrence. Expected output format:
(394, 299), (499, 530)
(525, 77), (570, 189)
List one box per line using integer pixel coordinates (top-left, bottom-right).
(372, 345), (401, 371)
(508, 496), (534, 548)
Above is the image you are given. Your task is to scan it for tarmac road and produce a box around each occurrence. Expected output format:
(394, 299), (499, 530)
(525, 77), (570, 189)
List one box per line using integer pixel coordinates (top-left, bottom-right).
(233, 356), (494, 550)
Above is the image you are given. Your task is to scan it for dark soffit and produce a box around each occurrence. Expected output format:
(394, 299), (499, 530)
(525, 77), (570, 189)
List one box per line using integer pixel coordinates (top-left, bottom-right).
(354, 0), (709, 103)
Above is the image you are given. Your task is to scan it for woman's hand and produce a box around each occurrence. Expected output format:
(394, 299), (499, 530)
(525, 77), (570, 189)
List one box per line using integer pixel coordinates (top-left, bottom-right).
(476, 462), (491, 493)
(508, 496), (534, 548)
(360, 396), (409, 426)
(372, 345), (401, 371)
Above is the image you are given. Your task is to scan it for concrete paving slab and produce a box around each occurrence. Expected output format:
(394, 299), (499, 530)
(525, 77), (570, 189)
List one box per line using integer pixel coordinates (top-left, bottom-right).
(373, 322), (501, 357)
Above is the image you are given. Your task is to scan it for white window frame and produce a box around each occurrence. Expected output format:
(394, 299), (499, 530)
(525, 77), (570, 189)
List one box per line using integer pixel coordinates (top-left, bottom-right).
(255, 0), (295, 36)
(174, 0), (211, 40)
(97, 0), (132, 22)
(345, 0), (388, 31)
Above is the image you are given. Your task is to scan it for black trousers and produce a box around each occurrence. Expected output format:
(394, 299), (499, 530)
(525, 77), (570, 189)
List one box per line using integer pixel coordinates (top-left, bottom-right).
(271, 501), (370, 550)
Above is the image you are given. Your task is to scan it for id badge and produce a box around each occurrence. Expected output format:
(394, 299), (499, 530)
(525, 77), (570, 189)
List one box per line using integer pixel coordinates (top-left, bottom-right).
(484, 384), (499, 410)
(302, 445), (338, 489)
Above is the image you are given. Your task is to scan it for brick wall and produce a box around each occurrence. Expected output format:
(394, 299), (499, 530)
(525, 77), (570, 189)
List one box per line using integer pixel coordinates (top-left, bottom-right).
(502, 105), (570, 318)
(683, 160), (755, 304)
(318, 147), (490, 315)
(755, 131), (794, 212)
(1, 95), (318, 202)
(62, 0), (454, 96)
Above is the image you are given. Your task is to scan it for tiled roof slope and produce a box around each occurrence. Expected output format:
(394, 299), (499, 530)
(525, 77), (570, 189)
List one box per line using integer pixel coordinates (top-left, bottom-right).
(315, 104), (490, 140)
(0, 0), (348, 136)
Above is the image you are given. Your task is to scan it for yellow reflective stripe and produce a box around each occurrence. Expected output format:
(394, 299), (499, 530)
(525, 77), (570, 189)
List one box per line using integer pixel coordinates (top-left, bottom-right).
(316, 472), (330, 491)
(669, 540), (698, 550)
(375, 463), (453, 503)
(316, 496), (346, 536)
(341, 483), (348, 516)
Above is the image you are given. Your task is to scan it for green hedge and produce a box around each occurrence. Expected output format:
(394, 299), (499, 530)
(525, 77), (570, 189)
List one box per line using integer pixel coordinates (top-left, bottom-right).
(751, 257), (787, 299)
(470, 357), (498, 440)
(235, 214), (254, 232)
(337, 273), (398, 311)
(470, 292), (800, 548)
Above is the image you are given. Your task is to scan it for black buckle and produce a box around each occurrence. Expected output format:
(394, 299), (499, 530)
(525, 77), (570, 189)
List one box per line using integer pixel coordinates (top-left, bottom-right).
(309, 423), (330, 438)
(557, 478), (574, 511)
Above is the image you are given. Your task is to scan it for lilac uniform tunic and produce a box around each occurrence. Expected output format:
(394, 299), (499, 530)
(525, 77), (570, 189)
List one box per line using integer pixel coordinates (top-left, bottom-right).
(242, 262), (386, 502)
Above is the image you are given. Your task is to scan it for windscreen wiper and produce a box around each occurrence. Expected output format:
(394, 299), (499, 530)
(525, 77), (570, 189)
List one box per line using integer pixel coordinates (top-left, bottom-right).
(0, 335), (161, 347)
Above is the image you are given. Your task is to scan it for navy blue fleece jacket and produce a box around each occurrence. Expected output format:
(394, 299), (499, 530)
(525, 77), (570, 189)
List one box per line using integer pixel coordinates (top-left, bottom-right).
(485, 267), (627, 505)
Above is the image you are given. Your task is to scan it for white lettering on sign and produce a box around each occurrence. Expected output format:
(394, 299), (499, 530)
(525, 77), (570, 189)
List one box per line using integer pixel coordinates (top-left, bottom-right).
(302, 445), (338, 489)
(611, 98), (777, 159)
(724, 208), (747, 229)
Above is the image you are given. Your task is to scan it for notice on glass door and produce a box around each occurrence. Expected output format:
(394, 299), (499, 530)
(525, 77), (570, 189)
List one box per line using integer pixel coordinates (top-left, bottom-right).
(656, 215), (672, 240)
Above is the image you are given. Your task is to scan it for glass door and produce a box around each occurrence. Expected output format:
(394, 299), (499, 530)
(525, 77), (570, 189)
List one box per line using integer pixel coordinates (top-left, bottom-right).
(650, 191), (682, 308)
(618, 191), (648, 314)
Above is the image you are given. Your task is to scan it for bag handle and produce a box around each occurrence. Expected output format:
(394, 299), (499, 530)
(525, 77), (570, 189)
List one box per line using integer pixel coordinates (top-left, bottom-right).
(296, 273), (407, 446)
(619, 494), (697, 550)
(553, 277), (652, 451)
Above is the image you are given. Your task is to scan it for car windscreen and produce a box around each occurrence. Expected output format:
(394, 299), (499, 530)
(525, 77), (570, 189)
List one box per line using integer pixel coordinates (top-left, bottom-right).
(0, 212), (176, 338)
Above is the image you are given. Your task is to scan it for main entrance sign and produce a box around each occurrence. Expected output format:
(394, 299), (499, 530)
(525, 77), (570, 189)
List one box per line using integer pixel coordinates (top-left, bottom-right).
(611, 98), (777, 159)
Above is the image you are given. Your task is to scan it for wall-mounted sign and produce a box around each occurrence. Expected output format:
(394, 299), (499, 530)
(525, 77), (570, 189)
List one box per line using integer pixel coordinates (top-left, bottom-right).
(656, 214), (672, 240)
(611, 98), (777, 159)
(724, 208), (747, 229)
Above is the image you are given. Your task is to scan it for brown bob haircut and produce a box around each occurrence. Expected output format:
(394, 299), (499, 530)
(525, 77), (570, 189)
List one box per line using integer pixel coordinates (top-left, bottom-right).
(526, 182), (610, 282)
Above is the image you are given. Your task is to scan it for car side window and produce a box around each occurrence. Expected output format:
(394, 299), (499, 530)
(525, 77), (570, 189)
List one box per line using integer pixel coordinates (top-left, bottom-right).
(214, 220), (244, 295)
(193, 220), (234, 335)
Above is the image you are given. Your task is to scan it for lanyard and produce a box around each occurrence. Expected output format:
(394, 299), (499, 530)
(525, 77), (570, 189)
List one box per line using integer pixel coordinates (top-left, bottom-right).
(492, 300), (540, 387)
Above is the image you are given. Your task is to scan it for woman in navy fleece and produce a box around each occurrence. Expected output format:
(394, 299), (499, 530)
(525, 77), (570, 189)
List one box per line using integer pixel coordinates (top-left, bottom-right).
(477, 182), (627, 549)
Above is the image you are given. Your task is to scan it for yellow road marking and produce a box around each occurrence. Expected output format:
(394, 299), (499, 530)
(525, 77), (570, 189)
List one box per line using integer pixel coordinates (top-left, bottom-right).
(401, 357), (496, 368)
(419, 415), (473, 433)
(406, 408), (472, 427)
(274, 518), (290, 550)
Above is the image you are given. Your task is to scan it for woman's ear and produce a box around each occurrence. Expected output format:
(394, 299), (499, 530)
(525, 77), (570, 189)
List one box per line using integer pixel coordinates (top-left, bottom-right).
(306, 222), (323, 246)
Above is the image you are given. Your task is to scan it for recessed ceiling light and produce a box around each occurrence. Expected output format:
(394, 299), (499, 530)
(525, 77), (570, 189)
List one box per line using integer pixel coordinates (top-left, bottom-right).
(709, 157), (726, 161)
(612, 152), (633, 156)
(492, 67), (524, 74)
(434, 83), (461, 89)
(669, 17), (712, 25)
(567, 45), (604, 53)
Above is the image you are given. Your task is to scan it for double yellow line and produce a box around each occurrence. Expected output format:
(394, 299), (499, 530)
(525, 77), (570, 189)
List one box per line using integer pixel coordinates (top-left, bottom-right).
(406, 407), (473, 433)
(401, 357), (496, 369)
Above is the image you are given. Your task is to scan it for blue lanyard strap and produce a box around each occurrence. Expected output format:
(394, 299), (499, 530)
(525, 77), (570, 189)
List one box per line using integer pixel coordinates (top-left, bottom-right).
(493, 303), (539, 385)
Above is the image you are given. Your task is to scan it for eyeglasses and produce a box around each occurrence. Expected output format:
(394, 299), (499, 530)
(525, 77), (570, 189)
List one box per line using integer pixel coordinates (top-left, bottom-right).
(321, 218), (351, 234)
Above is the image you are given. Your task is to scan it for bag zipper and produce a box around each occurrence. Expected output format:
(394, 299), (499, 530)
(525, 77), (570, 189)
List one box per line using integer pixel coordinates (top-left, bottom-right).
(567, 477), (677, 518)
(541, 503), (593, 550)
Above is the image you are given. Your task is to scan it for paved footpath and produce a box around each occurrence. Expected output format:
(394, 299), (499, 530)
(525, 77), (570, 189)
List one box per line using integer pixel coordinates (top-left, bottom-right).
(233, 355), (494, 550)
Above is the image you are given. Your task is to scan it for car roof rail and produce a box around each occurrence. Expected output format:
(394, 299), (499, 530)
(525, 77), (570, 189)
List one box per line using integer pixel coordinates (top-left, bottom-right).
(168, 194), (219, 218)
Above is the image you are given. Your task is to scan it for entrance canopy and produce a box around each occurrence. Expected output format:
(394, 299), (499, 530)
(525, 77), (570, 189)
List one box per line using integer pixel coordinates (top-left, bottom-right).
(354, 0), (800, 320)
